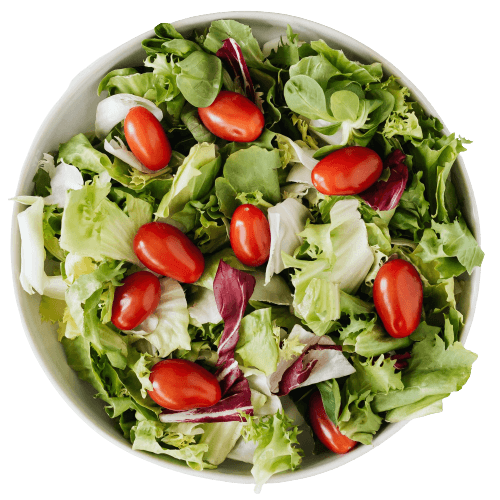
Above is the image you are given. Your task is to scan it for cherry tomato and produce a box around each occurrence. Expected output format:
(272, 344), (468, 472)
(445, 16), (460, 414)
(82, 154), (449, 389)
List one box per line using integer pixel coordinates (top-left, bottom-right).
(111, 271), (161, 330)
(373, 259), (423, 338)
(198, 91), (264, 142)
(148, 359), (221, 411)
(311, 146), (383, 195)
(134, 222), (204, 283)
(230, 204), (271, 267)
(124, 106), (172, 171)
(308, 391), (357, 454)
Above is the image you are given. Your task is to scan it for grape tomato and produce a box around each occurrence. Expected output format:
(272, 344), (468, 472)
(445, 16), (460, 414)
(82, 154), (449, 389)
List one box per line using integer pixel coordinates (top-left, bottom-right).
(198, 91), (264, 142)
(230, 204), (271, 267)
(111, 271), (161, 331)
(124, 106), (172, 171)
(134, 222), (204, 283)
(311, 146), (383, 195)
(373, 259), (423, 338)
(148, 359), (221, 411)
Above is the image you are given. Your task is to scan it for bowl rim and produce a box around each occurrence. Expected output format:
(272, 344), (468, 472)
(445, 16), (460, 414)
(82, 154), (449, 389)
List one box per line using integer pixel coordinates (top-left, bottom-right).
(10, 10), (481, 485)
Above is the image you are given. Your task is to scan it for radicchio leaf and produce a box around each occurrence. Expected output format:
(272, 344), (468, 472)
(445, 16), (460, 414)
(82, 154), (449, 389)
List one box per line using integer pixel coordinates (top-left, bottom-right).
(216, 38), (257, 104)
(359, 150), (408, 211)
(160, 261), (255, 423)
(269, 325), (355, 396)
(159, 375), (253, 423)
(214, 260), (256, 394)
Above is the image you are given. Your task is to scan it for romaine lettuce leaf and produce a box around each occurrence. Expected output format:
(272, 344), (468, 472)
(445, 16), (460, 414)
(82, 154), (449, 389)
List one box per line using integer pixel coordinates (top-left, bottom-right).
(60, 177), (151, 264)
(156, 143), (221, 218)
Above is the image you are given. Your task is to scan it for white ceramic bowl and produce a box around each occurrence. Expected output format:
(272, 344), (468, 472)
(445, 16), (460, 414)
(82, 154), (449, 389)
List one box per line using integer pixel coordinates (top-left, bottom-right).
(11, 11), (481, 485)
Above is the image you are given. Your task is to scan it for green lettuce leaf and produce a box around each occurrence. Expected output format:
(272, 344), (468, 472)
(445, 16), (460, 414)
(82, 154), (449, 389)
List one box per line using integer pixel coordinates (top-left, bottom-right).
(242, 411), (302, 493)
(131, 419), (215, 470)
(176, 51), (222, 107)
(204, 19), (278, 72)
(372, 323), (477, 417)
(60, 177), (150, 265)
(128, 278), (191, 358)
(236, 308), (279, 376)
(156, 143), (221, 218)
(222, 146), (281, 205)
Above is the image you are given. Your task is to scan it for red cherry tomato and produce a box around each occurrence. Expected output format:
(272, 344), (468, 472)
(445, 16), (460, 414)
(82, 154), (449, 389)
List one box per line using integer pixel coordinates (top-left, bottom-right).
(134, 222), (204, 283)
(148, 359), (221, 411)
(311, 146), (383, 195)
(124, 106), (172, 171)
(111, 271), (161, 330)
(373, 259), (423, 338)
(309, 391), (357, 454)
(230, 204), (271, 267)
(198, 91), (264, 142)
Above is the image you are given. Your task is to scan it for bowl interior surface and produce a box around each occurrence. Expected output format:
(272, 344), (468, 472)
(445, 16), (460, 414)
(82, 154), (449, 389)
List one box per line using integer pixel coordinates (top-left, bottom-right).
(11, 11), (481, 485)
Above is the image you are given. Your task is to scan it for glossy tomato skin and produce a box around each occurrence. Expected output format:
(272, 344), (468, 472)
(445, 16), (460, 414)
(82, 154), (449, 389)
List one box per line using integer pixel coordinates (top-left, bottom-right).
(198, 91), (264, 142)
(373, 259), (423, 338)
(309, 391), (357, 454)
(230, 204), (271, 267)
(134, 222), (204, 283)
(311, 146), (383, 195)
(111, 271), (161, 330)
(124, 106), (172, 171)
(148, 359), (221, 411)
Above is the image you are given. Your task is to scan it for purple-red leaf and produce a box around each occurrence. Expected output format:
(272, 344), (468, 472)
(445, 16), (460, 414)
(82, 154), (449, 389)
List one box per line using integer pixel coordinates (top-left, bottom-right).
(159, 261), (256, 423)
(159, 376), (253, 423)
(359, 150), (408, 211)
(277, 345), (338, 396)
(269, 325), (355, 396)
(216, 38), (257, 104)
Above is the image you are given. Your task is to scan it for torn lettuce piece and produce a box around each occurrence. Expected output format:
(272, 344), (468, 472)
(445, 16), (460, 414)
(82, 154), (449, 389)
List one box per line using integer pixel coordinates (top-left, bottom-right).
(222, 146), (281, 205)
(16, 197), (67, 299)
(269, 325), (354, 394)
(281, 255), (340, 335)
(372, 324), (477, 416)
(236, 308), (279, 376)
(127, 278), (191, 358)
(275, 133), (319, 171)
(242, 411), (302, 493)
(266, 198), (312, 283)
(60, 177), (152, 265)
(42, 159), (84, 208)
(188, 286), (222, 325)
(299, 198), (374, 294)
(156, 142), (221, 218)
(131, 419), (215, 471)
(95, 93), (163, 140)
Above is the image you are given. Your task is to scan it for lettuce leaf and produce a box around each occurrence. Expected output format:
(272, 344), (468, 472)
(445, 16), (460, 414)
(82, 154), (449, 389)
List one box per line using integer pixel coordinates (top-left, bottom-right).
(236, 308), (279, 376)
(16, 197), (67, 299)
(60, 177), (151, 265)
(372, 324), (477, 418)
(156, 143), (221, 218)
(242, 411), (302, 493)
(127, 278), (190, 358)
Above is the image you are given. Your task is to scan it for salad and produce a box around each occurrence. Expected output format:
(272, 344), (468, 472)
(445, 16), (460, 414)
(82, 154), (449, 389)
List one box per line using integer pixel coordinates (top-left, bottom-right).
(15, 20), (484, 491)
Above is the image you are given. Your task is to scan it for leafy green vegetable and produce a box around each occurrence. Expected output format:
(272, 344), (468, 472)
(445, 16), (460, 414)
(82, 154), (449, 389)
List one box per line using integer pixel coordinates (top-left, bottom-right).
(176, 51), (222, 107)
(242, 411), (302, 493)
(16, 18), (485, 491)
(236, 308), (279, 376)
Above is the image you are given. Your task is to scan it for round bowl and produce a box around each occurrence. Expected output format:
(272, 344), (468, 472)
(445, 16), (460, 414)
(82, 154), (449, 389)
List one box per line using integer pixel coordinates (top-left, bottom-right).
(11, 11), (481, 485)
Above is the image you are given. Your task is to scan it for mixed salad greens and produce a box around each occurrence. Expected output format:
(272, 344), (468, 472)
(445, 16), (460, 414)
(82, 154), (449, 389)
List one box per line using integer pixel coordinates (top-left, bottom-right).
(15, 20), (484, 491)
